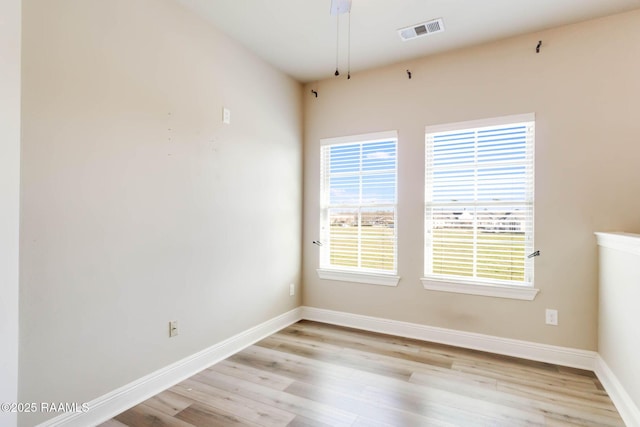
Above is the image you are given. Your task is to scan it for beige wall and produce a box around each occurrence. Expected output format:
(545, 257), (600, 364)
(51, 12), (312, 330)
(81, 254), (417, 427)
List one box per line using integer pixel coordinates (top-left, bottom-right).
(303, 10), (640, 350)
(0, 1), (21, 426)
(19, 0), (302, 425)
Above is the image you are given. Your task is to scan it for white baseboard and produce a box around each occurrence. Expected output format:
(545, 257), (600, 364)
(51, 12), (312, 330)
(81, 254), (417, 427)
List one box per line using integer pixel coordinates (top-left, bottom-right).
(594, 355), (640, 427)
(300, 306), (597, 371)
(41, 306), (634, 427)
(37, 307), (303, 427)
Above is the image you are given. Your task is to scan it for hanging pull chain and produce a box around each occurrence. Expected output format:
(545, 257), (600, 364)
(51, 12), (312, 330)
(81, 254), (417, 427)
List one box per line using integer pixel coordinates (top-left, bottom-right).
(347, 10), (351, 79)
(335, 14), (340, 76)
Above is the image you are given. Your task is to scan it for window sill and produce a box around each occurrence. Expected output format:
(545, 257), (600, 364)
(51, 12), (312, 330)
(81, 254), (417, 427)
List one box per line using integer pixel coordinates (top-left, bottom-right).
(317, 269), (400, 287)
(421, 277), (539, 300)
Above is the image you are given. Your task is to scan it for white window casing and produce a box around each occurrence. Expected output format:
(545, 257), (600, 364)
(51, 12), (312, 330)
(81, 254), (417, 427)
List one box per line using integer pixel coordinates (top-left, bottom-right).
(423, 114), (538, 300)
(318, 131), (400, 286)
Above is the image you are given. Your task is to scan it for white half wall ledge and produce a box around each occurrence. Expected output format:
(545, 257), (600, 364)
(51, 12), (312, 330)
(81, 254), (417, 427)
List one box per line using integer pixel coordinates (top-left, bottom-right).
(595, 232), (640, 256)
(595, 230), (640, 427)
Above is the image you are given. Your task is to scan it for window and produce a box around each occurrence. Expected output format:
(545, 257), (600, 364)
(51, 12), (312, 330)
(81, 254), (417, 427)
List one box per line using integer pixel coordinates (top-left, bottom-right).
(422, 114), (537, 300)
(318, 131), (399, 286)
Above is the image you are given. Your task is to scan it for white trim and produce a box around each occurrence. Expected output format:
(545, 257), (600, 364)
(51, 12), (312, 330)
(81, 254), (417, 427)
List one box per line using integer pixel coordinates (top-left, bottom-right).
(317, 269), (400, 287)
(36, 308), (303, 427)
(421, 277), (539, 300)
(424, 115), (536, 291)
(320, 130), (398, 146)
(594, 355), (640, 427)
(425, 113), (535, 134)
(40, 306), (636, 427)
(300, 306), (596, 370)
(595, 232), (640, 257)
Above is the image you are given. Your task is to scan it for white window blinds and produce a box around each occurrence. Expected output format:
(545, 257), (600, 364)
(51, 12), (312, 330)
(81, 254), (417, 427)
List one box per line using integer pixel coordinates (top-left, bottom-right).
(425, 115), (535, 286)
(320, 132), (398, 274)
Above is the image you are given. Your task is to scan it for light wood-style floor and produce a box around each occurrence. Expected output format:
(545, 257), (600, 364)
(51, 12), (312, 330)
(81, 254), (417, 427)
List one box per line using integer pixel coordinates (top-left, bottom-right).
(101, 320), (624, 427)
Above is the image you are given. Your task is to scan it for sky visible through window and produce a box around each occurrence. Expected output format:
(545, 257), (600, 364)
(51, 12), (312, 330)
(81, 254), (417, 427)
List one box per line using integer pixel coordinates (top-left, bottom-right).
(328, 140), (397, 207)
(327, 125), (529, 207)
(430, 125), (530, 205)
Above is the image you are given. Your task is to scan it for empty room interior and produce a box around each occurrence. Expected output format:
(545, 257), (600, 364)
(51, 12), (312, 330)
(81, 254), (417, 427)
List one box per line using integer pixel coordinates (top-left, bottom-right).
(2, 0), (640, 426)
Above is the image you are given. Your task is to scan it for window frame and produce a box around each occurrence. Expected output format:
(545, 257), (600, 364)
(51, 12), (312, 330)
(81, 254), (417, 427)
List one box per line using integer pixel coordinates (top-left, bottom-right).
(422, 114), (538, 300)
(317, 130), (400, 287)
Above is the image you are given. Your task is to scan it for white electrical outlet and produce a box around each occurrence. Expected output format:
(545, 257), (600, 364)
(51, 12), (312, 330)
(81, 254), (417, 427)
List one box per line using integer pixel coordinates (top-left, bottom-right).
(169, 320), (178, 337)
(289, 283), (295, 296)
(222, 107), (231, 124)
(545, 309), (558, 326)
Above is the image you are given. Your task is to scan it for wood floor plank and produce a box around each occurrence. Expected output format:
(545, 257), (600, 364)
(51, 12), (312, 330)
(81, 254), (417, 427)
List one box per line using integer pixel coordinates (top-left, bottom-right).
(281, 322), (424, 356)
(114, 403), (196, 427)
(268, 340), (415, 381)
(350, 417), (400, 427)
(208, 360), (295, 391)
(544, 416), (594, 426)
(141, 390), (194, 417)
(451, 359), (600, 392)
(284, 415), (335, 427)
(97, 420), (129, 427)
(171, 379), (296, 426)
(107, 321), (625, 427)
(265, 340), (496, 398)
(267, 333), (501, 390)
(228, 344), (369, 394)
(260, 334), (433, 380)
(409, 369), (498, 392)
(174, 402), (262, 427)
(497, 379), (619, 410)
(193, 369), (358, 426)
(265, 329), (455, 370)
(284, 379), (455, 427)
(361, 381), (547, 427)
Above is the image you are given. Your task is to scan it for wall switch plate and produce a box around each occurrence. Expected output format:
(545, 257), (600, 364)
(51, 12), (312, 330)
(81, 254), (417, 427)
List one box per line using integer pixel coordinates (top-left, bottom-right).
(169, 320), (178, 337)
(222, 107), (231, 124)
(545, 309), (558, 326)
(289, 283), (295, 296)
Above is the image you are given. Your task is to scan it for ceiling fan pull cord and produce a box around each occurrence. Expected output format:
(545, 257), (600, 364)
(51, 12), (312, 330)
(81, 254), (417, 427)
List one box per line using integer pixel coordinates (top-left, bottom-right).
(335, 13), (340, 76)
(347, 10), (351, 79)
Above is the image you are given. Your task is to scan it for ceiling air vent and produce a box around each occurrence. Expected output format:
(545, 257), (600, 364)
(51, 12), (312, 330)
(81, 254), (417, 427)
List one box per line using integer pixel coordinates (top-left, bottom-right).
(398, 18), (445, 41)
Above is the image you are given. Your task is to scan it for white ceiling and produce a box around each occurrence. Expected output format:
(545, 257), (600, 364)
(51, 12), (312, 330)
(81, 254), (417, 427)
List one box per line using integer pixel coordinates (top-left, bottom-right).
(176, 0), (640, 83)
